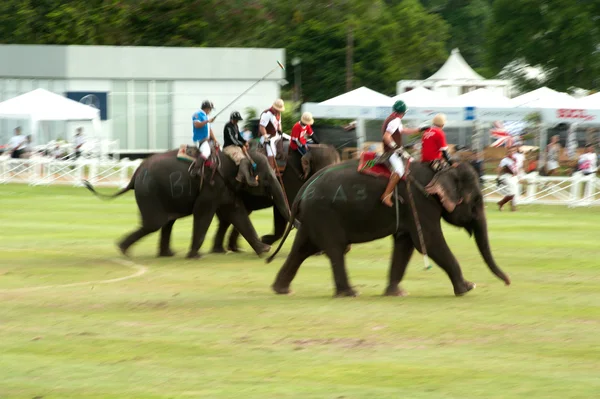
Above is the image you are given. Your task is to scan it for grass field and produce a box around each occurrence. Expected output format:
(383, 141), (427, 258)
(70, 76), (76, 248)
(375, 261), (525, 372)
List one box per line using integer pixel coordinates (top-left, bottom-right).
(1, 184), (600, 399)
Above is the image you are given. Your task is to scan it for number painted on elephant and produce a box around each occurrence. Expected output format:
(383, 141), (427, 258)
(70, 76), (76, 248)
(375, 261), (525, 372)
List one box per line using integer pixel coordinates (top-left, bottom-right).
(135, 169), (152, 196)
(332, 185), (347, 202)
(169, 171), (185, 198)
(352, 184), (367, 201)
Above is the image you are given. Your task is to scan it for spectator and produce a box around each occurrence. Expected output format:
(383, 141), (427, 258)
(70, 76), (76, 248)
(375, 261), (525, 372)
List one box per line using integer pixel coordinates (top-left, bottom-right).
(496, 146), (518, 212)
(7, 126), (27, 159)
(545, 135), (560, 176)
(577, 145), (597, 175)
(74, 127), (85, 159)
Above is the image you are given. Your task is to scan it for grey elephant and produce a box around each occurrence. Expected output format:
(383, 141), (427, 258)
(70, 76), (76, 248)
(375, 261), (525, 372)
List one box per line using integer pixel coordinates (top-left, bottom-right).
(84, 147), (289, 259)
(212, 143), (341, 252)
(267, 160), (511, 297)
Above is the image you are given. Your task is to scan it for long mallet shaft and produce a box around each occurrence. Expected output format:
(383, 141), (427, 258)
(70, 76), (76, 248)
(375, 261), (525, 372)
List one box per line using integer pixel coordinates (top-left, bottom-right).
(212, 61), (285, 120)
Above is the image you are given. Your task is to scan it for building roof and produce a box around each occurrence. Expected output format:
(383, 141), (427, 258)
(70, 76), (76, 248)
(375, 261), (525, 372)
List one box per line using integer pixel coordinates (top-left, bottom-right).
(426, 48), (485, 81)
(320, 86), (392, 106)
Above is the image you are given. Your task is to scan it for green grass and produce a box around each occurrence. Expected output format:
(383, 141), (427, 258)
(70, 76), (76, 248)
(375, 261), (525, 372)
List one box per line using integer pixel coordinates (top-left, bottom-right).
(1, 184), (599, 399)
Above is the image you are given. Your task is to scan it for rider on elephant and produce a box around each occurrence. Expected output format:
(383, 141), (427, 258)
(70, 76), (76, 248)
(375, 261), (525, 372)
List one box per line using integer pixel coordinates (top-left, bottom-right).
(193, 100), (219, 168)
(258, 99), (285, 170)
(223, 111), (258, 187)
(290, 111), (320, 179)
(380, 100), (422, 207)
(421, 113), (454, 170)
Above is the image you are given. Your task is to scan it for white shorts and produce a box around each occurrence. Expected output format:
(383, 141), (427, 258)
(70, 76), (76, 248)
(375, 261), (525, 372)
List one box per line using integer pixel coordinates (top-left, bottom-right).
(500, 173), (518, 196)
(261, 133), (281, 157)
(194, 140), (211, 159)
(388, 152), (404, 176)
(546, 161), (559, 171)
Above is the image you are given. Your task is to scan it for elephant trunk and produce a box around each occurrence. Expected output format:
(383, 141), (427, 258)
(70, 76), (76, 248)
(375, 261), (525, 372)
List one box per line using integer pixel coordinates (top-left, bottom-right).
(269, 173), (291, 221)
(473, 208), (511, 286)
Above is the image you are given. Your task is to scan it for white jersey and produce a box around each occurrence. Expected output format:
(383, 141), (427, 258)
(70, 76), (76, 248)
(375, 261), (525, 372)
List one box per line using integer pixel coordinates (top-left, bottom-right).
(578, 153), (597, 174)
(385, 117), (404, 135)
(8, 135), (26, 150)
(499, 156), (517, 175)
(513, 152), (525, 174)
(259, 110), (282, 133)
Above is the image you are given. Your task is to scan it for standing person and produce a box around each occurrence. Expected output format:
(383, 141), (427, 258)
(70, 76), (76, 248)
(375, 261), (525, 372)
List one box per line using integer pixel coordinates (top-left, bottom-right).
(496, 146), (518, 211)
(420, 113), (453, 167)
(192, 100), (219, 167)
(258, 99), (285, 169)
(223, 111), (257, 186)
(73, 127), (85, 159)
(546, 135), (561, 176)
(577, 144), (597, 175)
(7, 126), (26, 159)
(380, 100), (423, 207)
(290, 111), (319, 179)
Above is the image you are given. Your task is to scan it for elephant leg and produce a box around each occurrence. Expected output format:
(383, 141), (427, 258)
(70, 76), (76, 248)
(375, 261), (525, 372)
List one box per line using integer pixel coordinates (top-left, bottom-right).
(384, 233), (414, 296)
(272, 226), (320, 294)
(227, 227), (243, 252)
(261, 206), (287, 245)
(118, 206), (166, 256)
(221, 202), (270, 256)
(211, 210), (230, 254)
(412, 227), (474, 296)
(158, 220), (176, 257)
(186, 202), (218, 259)
(118, 225), (160, 257)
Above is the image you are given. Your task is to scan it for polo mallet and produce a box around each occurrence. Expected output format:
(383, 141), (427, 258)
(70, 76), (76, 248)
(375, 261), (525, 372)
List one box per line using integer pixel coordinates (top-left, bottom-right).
(211, 61), (286, 120)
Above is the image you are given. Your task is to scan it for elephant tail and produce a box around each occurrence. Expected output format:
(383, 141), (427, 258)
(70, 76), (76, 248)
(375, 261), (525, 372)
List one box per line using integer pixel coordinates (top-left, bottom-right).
(265, 199), (301, 264)
(82, 173), (135, 201)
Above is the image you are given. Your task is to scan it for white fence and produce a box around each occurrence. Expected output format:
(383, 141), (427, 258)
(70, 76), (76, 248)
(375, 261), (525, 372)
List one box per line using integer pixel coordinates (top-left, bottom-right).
(1, 156), (599, 207)
(0, 156), (142, 188)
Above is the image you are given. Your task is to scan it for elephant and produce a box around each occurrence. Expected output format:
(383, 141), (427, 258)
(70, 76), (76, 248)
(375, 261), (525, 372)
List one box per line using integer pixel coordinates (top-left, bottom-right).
(211, 143), (341, 253)
(267, 159), (511, 297)
(83, 147), (289, 259)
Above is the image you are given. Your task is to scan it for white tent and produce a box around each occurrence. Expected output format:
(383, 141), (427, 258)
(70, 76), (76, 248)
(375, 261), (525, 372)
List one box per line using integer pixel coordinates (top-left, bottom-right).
(0, 88), (101, 141)
(426, 48), (485, 81)
(511, 87), (574, 107)
(455, 88), (514, 108)
(320, 86), (392, 107)
(391, 87), (451, 107)
(578, 92), (600, 108)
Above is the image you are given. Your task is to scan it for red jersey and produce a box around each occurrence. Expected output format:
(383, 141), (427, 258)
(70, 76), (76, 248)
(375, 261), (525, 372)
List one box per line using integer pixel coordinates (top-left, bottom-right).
(421, 126), (448, 162)
(290, 122), (313, 150)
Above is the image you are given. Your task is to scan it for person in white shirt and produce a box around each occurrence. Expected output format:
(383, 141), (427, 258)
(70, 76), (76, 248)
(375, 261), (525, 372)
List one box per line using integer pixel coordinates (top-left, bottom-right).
(73, 127), (85, 159)
(513, 146), (525, 178)
(258, 99), (285, 169)
(496, 146), (518, 211)
(577, 145), (597, 175)
(7, 127), (27, 159)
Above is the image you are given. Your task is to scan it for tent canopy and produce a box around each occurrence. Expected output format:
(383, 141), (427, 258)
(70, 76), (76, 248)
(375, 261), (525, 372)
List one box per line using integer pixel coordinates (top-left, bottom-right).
(426, 48), (485, 81)
(391, 87), (451, 107)
(455, 88), (514, 108)
(320, 86), (392, 106)
(0, 88), (100, 121)
(510, 87), (573, 108)
(578, 92), (600, 108)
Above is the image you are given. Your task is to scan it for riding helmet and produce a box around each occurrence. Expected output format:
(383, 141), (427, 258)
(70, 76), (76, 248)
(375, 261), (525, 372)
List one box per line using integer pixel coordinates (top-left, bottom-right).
(230, 111), (243, 121)
(393, 100), (407, 114)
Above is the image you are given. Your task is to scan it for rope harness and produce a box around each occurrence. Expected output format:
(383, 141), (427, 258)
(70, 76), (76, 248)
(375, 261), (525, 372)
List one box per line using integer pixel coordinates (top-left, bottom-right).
(406, 175), (432, 270)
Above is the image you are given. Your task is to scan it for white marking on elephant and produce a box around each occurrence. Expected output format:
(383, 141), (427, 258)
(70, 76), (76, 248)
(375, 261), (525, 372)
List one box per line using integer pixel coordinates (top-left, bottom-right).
(332, 185), (347, 202)
(352, 184), (367, 201)
(0, 255), (148, 293)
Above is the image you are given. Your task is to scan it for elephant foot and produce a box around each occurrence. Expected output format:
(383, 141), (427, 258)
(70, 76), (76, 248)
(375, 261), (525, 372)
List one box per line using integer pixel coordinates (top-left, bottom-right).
(272, 283), (292, 295)
(186, 252), (203, 259)
(260, 234), (279, 246)
(227, 245), (245, 253)
(255, 244), (272, 257)
(383, 286), (409, 297)
(211, 246), (226, 254)
(334, 288), (359, 298)
(158, 249), (176, 257)
(117, 242), (130, 258)
(454, 281), (476, 296)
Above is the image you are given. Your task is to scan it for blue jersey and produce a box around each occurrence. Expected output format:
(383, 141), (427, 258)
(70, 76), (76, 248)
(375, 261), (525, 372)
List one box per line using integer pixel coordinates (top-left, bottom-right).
(192, 110), (209, 142)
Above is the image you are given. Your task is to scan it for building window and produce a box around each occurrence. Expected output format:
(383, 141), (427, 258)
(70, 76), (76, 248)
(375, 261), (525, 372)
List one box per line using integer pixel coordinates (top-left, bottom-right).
(111, 81), (129, 149)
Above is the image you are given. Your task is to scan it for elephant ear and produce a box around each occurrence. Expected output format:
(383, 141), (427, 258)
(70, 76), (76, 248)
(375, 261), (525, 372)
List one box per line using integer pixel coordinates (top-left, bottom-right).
(424, 169), (463, 213)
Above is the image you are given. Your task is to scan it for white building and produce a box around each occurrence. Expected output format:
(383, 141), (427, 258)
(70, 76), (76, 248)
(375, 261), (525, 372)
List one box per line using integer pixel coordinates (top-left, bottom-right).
(0, 44), (285, 154)
(396, 48), (511, 98)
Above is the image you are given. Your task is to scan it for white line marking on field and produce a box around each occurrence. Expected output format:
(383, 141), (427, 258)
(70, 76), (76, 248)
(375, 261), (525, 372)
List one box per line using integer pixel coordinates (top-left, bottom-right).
(0, 258), (148, 293)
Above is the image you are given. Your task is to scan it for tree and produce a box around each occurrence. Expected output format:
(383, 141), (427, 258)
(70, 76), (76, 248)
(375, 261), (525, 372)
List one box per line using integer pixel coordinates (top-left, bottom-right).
(487, 0), (600, 91)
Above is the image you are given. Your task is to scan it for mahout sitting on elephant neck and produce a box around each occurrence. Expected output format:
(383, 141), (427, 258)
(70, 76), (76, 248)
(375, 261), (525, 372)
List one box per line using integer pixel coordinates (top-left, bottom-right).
(268, 160), (511, 298)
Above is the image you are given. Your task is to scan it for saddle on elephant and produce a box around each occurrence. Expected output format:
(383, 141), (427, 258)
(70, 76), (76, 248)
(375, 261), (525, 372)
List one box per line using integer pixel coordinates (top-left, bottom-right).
(176, 142), (219, 181)
(357, 150), (410, 179)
